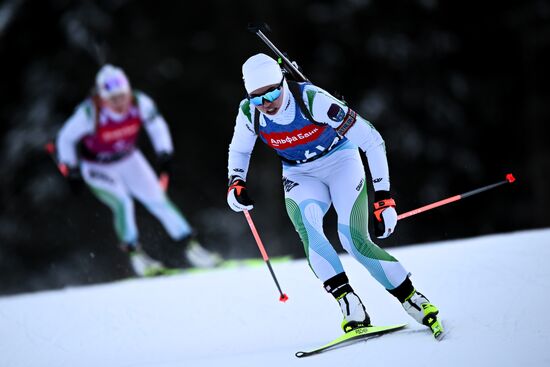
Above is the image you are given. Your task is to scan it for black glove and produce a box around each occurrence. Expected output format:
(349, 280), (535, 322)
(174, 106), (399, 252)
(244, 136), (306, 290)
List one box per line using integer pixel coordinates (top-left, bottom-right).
(66, 166), (85, 194)
(227, 177), (254, 212)
(156, 152), (173, 177)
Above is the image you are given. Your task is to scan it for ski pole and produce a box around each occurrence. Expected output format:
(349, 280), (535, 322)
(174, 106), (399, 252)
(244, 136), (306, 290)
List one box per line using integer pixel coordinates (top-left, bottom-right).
(243, 209), (289, 303)
(397, 173), (516, 221)
(247, 22), (309, 83)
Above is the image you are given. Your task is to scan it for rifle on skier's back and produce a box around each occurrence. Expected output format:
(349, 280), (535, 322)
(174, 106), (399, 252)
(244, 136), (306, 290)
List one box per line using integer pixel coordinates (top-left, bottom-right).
(247, 22), (346, 102)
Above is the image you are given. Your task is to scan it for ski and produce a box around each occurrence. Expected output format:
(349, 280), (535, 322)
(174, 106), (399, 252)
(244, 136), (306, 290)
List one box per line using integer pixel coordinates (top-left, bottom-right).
(136, 255), (294, 278)
(183, 255), (292, 274)
(295, 323), (407, 358)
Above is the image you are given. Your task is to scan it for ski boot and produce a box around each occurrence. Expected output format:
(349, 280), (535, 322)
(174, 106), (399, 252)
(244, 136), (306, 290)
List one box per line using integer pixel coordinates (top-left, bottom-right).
(402, 291), (444, 340)
(324, 273), (371, 333)
(182, 236), (223, 268)
(122, 243), (166, 277)
(338, 291), (372, 333)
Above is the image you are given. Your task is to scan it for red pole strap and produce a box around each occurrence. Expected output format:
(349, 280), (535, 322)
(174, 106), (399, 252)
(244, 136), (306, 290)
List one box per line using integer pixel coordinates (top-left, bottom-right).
(397, 173), (516, 221)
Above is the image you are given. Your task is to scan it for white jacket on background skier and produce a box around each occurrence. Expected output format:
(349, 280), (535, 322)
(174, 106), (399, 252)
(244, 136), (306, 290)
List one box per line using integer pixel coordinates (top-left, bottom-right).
(56, 64), (221, 275)
(227, 53), (443, 338)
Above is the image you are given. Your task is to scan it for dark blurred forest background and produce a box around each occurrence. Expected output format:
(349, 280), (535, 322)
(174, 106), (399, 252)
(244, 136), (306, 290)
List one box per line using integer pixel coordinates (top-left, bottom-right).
(1, 0), (548, 296)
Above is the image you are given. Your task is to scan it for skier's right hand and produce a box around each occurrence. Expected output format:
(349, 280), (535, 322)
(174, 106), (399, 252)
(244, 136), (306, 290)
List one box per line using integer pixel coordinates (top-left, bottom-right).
(227, 177), (254, 212)
(373, 190), (397, 239)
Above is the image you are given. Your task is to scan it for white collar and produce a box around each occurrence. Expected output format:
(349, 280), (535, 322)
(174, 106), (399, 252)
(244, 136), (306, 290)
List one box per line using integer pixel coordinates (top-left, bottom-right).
(101, 106), (128, 122)
(261, 79), (291, 118)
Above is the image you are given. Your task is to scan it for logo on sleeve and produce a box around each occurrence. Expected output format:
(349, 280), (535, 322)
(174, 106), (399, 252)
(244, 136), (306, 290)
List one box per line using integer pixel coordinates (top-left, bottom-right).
(327, 103), (345, 122)
(356, 178), (364, 191)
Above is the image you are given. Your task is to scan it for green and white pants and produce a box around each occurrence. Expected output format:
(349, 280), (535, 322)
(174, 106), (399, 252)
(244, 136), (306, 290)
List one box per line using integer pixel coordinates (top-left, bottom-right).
(283, 144), (408, 290)
(80, 150), (192, 245)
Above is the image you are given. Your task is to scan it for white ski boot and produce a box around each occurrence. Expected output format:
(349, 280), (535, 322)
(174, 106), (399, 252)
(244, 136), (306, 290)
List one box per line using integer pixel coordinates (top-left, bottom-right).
(124, 244), (165, 277)
(338, 291), (371, 332)
(402, 291), (444, 339)
(183, 238), (223, 268)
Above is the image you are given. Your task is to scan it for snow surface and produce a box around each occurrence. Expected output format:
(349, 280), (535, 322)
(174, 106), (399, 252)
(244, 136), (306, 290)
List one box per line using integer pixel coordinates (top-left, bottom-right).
(1, 228), (550, 367)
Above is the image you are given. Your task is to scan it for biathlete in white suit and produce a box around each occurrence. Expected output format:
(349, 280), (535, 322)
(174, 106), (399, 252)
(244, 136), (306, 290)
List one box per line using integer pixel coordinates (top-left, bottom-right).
(56, 64), (221, 276)
(227, 54), (443, 337)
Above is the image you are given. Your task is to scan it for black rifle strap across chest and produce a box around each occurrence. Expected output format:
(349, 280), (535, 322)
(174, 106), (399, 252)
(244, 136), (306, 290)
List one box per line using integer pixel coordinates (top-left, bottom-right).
(253, 81), (322, 135)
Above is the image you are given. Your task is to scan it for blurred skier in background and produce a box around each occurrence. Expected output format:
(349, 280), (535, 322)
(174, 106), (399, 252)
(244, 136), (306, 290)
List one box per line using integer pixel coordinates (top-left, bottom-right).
(56, 64), (222, 276)
(227, 53), (443, 338)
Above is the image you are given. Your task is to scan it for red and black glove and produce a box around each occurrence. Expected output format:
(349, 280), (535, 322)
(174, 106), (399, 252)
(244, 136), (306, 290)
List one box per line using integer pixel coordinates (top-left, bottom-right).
(373, 190), (398, 239)
(156, 152), (173, 191)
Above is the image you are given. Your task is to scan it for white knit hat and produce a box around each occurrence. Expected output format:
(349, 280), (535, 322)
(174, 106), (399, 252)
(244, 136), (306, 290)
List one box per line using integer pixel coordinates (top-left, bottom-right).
(242, 53), (283, 94)
(96, 64), (131, 98)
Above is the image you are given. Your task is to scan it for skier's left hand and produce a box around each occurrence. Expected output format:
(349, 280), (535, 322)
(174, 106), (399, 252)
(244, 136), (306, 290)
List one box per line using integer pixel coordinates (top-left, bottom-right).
(156, 152), (173, 177)
(373, 190), (397, 239)
(63, 165), (85, 195)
